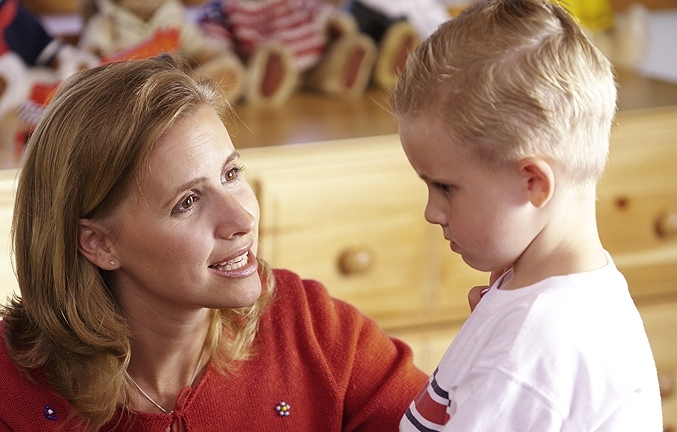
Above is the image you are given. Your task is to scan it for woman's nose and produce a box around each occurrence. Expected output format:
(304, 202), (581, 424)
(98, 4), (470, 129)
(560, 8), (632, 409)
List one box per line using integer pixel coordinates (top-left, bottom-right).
(214, 191), (258, 239)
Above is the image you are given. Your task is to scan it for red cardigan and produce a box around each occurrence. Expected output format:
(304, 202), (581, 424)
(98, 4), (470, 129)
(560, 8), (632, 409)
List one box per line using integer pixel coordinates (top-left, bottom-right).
(0, 269), (427, 431)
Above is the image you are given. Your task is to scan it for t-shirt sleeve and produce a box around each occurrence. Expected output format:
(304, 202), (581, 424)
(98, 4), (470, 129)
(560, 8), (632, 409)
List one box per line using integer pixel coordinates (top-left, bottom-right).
(440, 368), (564, 431)
(593, 389), (664, 432)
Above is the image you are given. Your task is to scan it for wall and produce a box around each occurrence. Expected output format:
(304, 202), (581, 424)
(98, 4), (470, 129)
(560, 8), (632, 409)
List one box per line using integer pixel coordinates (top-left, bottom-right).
(637, 9), (677, 83)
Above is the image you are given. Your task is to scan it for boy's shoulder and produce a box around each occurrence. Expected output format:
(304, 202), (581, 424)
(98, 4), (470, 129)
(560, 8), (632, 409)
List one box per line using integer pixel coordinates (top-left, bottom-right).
(439, 263), (658, 420)
(471, 262), (643, 359)
(490, 264), (652, 374)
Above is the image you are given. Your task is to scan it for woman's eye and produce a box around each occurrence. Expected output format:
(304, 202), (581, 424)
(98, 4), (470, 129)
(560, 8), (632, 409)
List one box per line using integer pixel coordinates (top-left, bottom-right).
(223, 164), (244, 183)
(173, 194), (198, 214)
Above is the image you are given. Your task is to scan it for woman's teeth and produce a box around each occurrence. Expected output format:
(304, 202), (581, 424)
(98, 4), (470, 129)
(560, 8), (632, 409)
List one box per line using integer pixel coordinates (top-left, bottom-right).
(212, 251), (249, 271)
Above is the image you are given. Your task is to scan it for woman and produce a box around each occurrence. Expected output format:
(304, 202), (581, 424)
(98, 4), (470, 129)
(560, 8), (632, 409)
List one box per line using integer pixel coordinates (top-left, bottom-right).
(0, 55), (427, 431)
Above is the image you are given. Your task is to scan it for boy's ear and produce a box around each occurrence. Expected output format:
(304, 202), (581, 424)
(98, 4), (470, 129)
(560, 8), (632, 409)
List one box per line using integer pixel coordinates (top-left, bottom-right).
(77, 219), (119, 270)
(517, 157), (554, 208)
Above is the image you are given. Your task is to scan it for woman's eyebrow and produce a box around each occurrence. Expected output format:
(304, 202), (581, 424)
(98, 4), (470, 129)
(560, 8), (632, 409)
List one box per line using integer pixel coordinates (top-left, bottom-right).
(163, 151), (241, 208)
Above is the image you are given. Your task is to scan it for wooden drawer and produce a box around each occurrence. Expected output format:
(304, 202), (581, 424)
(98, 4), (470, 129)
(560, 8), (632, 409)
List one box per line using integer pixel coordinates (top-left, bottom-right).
(638, 301), (677, 431)
(598, 107), (677, 299)
(389, 322), (462, 374)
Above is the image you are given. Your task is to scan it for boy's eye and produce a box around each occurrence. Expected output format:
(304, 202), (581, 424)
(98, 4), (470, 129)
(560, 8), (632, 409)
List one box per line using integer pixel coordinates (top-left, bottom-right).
(434, 182), (454, 194)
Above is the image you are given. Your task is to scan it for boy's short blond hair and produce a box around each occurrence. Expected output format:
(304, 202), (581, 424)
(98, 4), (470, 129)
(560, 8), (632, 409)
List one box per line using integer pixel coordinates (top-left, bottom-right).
(392, 0), (617, 185)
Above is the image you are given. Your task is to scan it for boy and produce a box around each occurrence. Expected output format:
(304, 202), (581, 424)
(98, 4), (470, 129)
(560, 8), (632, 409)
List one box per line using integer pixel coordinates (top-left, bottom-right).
(392, 0), (663, 430)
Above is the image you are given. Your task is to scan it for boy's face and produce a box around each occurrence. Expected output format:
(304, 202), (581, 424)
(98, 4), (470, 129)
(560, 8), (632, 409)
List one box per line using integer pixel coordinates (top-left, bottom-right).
(399, 116), (538, 273)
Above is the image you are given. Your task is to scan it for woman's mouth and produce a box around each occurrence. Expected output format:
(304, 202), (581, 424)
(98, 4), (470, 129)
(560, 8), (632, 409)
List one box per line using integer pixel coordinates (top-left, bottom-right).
(210, 251), (250, 271)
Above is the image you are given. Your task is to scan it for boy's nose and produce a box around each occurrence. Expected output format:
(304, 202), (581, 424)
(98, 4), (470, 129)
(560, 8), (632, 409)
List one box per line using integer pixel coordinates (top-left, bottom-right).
(424, 196), (447, 227)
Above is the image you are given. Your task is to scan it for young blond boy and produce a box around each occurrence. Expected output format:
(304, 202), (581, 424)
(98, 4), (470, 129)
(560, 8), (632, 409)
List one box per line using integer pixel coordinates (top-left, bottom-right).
(392, 0), (663, 430)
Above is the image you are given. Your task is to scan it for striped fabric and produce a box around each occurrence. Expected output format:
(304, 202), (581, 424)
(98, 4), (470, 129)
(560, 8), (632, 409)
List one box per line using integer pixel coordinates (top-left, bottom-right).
(199, 0), (333, 70)
(401, 368), (450, 431)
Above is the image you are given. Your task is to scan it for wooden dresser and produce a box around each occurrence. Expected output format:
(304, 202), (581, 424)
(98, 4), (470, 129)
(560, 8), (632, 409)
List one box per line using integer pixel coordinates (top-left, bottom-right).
(0, 69), (675, 429)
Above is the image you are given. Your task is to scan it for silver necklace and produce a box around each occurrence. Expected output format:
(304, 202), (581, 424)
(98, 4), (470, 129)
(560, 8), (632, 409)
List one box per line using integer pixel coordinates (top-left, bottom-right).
(127, 348), (205, 414)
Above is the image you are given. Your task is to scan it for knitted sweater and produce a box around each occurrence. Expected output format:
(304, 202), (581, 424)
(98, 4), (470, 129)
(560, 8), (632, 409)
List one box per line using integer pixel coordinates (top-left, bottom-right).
(0, 269), (427, 431)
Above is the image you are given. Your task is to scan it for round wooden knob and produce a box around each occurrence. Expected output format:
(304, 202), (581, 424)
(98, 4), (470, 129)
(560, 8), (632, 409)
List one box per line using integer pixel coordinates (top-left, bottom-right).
(655, 211), (677, 238)
(337, 248), (373, 276)
(659, 370), (675, 399)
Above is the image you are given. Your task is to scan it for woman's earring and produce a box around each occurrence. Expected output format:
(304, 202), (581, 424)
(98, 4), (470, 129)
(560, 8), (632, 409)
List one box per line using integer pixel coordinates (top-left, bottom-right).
(109, 260), (116, 267)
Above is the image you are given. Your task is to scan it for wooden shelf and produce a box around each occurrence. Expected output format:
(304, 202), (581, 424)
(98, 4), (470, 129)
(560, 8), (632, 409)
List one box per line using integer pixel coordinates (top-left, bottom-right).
(228, 68), (677, 150)
(2, 69), (677, 170)
(228, 86), (398, 150)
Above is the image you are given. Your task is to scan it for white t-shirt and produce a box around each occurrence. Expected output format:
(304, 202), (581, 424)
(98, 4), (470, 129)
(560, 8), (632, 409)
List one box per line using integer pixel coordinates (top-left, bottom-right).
(401, 255), (663, 431)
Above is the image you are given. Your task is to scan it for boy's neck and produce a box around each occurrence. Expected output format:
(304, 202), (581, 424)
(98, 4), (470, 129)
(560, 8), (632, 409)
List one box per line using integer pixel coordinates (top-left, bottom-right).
(501, 189), (608, 290)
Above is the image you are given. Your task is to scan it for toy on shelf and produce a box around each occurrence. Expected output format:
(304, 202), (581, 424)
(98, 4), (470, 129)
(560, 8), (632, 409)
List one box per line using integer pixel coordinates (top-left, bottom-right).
(437, 0), (649, 70)
(78, 0), (247, 103)
(343, 0), (450, 89)
(13, 28), (183, 159)
(101, 27), (180, 62)
(0, 0), (99, 119)
(198, 0), (378, 106)
(562, 0), (649, 69)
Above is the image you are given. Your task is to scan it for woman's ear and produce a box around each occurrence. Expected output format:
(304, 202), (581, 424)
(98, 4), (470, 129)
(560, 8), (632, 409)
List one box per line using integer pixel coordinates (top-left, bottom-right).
(78, 219), (119, 270)
(517, 157), (554, 208)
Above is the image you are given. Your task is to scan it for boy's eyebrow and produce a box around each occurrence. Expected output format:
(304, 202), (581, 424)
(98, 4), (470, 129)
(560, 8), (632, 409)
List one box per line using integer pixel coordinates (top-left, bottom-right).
(164, 151), (240, 207)
(417, 173), (438, 183)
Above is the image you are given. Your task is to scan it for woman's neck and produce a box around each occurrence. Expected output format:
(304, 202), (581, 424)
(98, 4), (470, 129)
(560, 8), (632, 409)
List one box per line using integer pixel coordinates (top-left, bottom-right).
(124, 307), (211, 413)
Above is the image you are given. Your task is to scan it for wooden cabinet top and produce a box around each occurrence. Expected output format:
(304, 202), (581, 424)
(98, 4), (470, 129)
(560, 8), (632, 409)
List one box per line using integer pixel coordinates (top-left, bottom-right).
(229, 68), (677, 150)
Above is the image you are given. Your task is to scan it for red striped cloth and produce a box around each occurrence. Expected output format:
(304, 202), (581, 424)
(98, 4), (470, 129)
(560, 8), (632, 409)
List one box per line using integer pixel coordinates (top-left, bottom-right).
(402, 368), (450, 431)
(200, 0), (333, 70)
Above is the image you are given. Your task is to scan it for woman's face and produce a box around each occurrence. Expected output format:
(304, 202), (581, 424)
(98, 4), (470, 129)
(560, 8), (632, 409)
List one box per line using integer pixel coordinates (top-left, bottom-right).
(105, 105), (262, 314)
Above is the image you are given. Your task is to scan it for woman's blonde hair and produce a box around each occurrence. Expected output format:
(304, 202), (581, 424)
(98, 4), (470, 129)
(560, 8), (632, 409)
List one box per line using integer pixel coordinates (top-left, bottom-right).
(1, 55), (274, 430)
(392, 0), (617, 185)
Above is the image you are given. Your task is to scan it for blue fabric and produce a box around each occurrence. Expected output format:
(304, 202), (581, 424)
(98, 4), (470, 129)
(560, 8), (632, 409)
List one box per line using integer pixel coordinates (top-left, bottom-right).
(1, 0), (53, 66)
